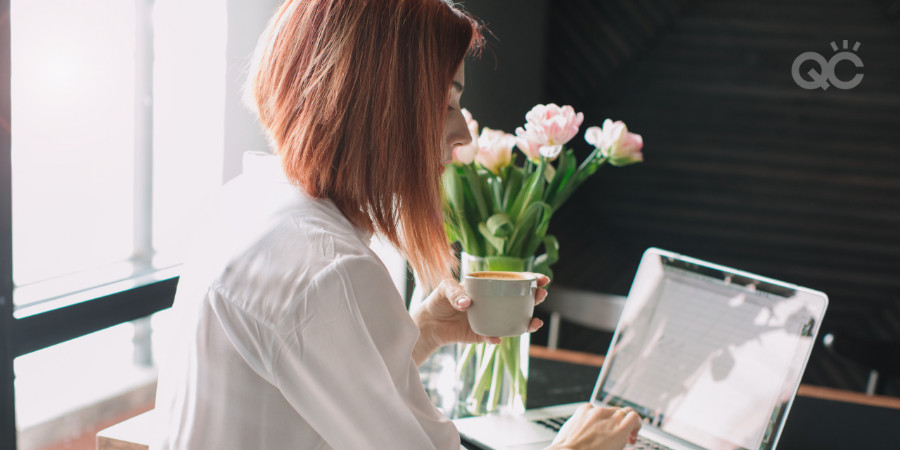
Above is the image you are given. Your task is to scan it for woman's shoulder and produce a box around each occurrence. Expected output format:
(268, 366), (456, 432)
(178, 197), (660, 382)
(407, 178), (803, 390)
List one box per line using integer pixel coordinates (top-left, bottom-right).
(212, 197), (389, 323)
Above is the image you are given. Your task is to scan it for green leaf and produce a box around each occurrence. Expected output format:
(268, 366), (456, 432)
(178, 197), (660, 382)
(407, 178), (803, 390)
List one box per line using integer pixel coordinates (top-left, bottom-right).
(488, 346), (503, 411)
(457, 343), (478, 379)
(533, 234), (559, 267)
(487, 176), (504, 212)
(478, 222), (506, 254)
(446, 176), (483, 256)
(507, 201), (551, 257)
(523, 205), (553, 257)
(455, 167), (490, 255)
(576, 146), (603, 174)
(444, 218), (458, 243)
(442, 166), (465, 212)
(575, 156), (608, 184)
(543, 163), (556, 183)
(502, 167), (524, 212)
(485, 213), (513, 237)
(510, 159), (548, 222)
(545, 149), (576, 207)
(456, 214), (481, 255)
(463, 165), (490, 222)
(533, 235), (559, 280)
(469, 344), (498, 412)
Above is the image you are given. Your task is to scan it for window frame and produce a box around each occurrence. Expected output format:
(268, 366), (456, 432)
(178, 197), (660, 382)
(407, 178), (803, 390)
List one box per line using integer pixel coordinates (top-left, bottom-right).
(0, 1), (176, 447)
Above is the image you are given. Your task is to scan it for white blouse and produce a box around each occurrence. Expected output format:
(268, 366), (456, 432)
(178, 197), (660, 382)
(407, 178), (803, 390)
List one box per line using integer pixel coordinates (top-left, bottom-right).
(152, 152), (460, 449)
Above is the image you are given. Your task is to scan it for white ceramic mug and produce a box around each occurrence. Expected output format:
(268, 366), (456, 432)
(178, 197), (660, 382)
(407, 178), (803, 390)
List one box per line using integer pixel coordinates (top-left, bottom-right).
(463, 271), (538, 337)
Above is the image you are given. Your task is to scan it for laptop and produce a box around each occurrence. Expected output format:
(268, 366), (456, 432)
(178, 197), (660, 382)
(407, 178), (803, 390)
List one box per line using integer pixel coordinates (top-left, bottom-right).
(454, 248), (828, 450)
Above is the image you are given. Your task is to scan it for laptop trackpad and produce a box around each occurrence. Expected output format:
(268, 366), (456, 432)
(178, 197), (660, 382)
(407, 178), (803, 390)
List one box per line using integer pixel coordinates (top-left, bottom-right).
(456, 415), (556, 448)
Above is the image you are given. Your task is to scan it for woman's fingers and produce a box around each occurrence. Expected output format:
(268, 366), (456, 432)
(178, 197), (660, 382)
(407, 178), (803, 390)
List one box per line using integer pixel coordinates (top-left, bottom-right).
(589, 406), (619, 420)
(535, 288), (548, 305)
(521, 273), (549, 305)
(521, 272), (551, 287)
(440, 279), (471, 310)
(616, 409), (642, 444)
(527, 317), (544, 333)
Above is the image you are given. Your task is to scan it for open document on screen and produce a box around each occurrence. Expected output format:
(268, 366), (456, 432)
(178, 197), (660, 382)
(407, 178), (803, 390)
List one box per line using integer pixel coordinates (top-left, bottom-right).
(599, 266), (819, 450)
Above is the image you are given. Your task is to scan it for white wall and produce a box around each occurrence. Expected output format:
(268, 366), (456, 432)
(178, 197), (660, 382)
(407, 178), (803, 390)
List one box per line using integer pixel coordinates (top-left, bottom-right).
(222, 0), (281, 183)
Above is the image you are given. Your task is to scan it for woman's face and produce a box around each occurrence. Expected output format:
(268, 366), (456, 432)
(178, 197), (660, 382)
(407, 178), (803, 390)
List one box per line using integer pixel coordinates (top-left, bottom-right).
(442, 62), (472, 164)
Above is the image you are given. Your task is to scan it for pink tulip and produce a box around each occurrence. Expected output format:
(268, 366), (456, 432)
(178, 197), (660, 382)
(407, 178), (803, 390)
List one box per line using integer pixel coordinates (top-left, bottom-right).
(584, 119), (643, 166)
(515, 104), (584, 162)
(452, 108), (479, 165)
(476, 128), (515, 174)
(514, 131), (543, 163)
(539, 144), (563, 160)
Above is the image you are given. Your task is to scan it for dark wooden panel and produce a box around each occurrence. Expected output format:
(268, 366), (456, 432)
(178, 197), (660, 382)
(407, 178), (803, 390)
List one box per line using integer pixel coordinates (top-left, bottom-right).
(545, 0), (900, 396)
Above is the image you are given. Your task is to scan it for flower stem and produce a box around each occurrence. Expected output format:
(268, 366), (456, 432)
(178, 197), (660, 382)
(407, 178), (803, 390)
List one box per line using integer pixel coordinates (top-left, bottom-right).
(457, 343), (477, 380)
(468, 344), (497, 415)
(576, 146), (603, 174)
(487, 344), (503, 412)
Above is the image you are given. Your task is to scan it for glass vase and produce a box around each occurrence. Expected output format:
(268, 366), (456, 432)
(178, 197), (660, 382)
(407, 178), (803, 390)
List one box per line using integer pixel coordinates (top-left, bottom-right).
(456, 252), (533, 418)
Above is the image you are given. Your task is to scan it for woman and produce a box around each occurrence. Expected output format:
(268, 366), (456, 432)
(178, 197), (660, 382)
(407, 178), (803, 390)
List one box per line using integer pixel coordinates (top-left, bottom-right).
(153, 1), (641, 449)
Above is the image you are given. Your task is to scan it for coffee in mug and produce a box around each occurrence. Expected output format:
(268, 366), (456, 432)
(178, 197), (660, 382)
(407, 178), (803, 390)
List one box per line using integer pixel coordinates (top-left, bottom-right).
(463, 271), (538, 338)
(467, 272), (531, 280)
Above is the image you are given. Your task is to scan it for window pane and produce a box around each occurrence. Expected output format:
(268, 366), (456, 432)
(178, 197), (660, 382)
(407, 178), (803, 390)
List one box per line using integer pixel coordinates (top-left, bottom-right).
(11, 0), (136, 287)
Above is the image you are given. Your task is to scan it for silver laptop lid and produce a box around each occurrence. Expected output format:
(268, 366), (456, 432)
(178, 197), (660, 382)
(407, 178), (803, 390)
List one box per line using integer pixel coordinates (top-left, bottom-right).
(591, 248), (828, 450)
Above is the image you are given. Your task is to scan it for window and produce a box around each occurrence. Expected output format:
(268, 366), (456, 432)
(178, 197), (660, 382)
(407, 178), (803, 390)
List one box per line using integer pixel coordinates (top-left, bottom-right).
(11, 0), (226, 308)
(6, 0), (228, 448)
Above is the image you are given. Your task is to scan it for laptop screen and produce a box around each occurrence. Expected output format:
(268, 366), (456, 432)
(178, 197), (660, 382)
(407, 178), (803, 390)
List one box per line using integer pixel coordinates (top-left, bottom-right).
(593, 249), (826, 450)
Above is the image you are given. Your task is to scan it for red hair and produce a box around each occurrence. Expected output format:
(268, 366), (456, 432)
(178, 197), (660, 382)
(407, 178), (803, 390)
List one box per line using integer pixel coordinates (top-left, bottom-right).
(250, 0), (482, 289)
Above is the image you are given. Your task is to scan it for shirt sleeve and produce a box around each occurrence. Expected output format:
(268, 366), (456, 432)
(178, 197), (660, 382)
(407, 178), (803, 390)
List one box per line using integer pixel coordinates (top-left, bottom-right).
(271, 254), (460, 450)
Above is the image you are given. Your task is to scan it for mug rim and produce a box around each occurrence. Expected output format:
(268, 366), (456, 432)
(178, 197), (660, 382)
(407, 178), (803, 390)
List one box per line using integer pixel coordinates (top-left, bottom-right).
(464, 270), (539, 281)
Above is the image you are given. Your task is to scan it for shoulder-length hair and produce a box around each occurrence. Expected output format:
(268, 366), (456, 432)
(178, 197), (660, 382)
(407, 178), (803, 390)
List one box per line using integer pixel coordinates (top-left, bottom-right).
(250, 0), (482, 289)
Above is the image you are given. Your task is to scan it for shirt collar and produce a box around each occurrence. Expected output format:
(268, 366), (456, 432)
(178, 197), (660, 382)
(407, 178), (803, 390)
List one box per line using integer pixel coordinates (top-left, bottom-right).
(242, 151), (288, 182)
(241, 151), (374, 246)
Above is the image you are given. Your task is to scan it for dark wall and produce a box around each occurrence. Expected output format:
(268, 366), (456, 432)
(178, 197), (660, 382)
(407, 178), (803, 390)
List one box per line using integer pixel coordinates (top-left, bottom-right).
(548, 0), (900, 395)
(460, 0), (549, 133)
(465, 0), (900, 396)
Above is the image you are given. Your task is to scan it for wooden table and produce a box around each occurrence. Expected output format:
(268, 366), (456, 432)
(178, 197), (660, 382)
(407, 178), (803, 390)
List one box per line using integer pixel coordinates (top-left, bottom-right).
(96, 410), (155, 450)
(97, 346), (900, 449)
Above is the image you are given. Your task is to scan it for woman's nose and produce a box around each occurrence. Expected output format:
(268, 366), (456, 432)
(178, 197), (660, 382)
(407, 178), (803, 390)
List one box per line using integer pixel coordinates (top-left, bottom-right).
(447, 110), (473, 149)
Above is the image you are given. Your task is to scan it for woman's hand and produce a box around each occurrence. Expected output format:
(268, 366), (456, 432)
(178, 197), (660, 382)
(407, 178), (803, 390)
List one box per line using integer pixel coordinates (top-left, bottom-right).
(411, 273), (549, 366)
(548, 404), (641, 450)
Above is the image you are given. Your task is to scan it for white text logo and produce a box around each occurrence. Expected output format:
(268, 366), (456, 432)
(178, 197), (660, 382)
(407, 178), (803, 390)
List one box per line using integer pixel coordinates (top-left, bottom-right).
(792, 41), (863, 90)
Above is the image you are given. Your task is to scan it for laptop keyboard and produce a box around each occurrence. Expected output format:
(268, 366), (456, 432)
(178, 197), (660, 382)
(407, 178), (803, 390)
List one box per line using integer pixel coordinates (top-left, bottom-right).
(533, 415), (570, 432)
(627, 435), (674, 450)
(532, 416), (673, 450)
